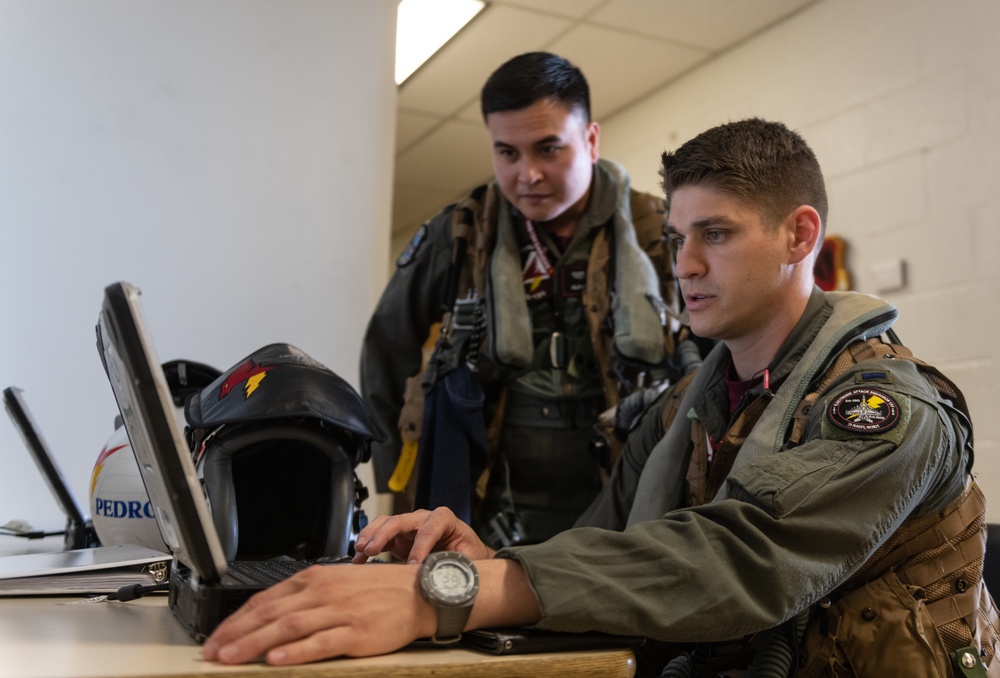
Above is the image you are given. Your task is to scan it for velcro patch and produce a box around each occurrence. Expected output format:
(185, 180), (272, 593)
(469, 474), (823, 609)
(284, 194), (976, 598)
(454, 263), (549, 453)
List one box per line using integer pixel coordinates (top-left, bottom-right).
(827, 387), (901, 434)
(396, 223), (427, 267)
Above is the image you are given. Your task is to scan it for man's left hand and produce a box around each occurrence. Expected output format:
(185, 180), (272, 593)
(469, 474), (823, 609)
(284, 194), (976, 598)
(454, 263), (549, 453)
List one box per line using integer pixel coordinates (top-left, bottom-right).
(202, 562), (432, 665)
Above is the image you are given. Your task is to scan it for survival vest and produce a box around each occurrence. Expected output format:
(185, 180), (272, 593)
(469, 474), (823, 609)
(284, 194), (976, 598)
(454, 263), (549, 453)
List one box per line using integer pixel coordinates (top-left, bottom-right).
(390, 174), (678, 498)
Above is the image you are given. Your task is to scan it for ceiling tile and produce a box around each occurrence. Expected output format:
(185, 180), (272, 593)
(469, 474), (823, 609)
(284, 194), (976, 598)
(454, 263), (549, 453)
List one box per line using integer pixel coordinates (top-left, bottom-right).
(591, 0), (818, 51)
(396, 110), (444, 152)
(456, 99), (482, 124)
(395, 119), (494, 192)
(550, 24), (709, 119)
(391, 182), (459, 234)
(487, 0), (606, 19)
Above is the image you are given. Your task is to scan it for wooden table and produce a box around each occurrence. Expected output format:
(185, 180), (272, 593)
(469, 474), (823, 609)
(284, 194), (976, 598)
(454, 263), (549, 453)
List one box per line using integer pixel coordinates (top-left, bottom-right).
(0, 595), (636, 678)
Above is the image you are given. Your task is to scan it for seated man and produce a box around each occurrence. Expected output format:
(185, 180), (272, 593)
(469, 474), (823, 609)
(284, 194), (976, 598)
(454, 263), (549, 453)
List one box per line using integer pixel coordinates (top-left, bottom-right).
(204, 119), (998, 677)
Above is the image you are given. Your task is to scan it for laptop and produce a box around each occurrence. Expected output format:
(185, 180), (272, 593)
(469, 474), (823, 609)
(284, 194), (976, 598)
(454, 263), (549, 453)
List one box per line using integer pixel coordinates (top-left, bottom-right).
(3, 386), (100, 550)
(94, 281), (319, 641)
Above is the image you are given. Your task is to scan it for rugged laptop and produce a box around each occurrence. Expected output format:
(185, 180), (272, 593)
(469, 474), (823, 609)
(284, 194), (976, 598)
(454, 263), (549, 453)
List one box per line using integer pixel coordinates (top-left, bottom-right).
(95, 281), (316, 640)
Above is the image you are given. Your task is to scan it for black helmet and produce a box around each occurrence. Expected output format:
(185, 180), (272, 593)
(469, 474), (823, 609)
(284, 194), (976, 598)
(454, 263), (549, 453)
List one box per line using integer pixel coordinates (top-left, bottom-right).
(185, 344), (383, 561)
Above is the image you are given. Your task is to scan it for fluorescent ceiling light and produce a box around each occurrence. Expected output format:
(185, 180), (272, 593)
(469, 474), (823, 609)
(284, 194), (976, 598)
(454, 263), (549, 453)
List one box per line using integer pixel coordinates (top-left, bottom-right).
(395, 0), (485, 85)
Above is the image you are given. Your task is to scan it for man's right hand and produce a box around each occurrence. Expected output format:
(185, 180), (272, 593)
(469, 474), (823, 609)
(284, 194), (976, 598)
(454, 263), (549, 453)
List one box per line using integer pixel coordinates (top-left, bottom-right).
(352, 507), (495, 564)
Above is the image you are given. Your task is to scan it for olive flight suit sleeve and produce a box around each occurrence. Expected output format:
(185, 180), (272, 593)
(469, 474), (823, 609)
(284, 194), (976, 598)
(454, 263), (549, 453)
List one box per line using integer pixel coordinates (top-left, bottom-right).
(360, 208), (456, 492)
(497, 359), (971, 643)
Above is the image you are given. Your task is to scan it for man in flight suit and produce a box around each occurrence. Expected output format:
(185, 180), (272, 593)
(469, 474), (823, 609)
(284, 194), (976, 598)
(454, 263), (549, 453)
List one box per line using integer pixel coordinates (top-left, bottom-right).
(207, 118), (998, 677)
(360, 51), (682, 546)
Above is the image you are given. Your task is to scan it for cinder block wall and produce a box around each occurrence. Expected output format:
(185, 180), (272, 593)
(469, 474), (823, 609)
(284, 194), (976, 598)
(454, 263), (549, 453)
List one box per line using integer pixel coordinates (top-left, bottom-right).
(601, 0), (1000, 515)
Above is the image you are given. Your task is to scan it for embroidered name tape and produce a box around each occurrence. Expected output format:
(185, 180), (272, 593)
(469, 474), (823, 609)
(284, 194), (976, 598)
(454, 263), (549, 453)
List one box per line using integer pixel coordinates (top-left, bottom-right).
(827, 387), (901, 434)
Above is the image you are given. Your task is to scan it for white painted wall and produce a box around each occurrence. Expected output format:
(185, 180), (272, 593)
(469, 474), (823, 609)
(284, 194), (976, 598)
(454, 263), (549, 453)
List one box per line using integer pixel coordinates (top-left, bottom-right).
(600, 0), (1000, 515)
(0, 0), (397, 553)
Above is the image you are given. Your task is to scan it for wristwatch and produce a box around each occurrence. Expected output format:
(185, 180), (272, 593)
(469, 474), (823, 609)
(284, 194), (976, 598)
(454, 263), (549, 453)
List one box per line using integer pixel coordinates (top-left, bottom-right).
(419, 551), (479, 644)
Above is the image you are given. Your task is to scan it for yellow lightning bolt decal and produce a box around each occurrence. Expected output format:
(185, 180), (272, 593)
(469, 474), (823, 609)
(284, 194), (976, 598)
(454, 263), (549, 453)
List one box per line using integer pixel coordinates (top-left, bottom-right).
(243, 372), (268, 398)
(845, 394), (886, 420)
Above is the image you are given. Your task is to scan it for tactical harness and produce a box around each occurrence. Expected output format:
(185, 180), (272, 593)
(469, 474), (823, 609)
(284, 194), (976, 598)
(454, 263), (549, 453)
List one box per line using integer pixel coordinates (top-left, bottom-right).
(662, 336), (1000, 677)
(389, 176), (677, 506)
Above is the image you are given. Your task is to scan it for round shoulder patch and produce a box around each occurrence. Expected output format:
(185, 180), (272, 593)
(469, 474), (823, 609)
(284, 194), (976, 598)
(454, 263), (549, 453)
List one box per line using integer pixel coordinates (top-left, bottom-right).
(827, 387), (901, 434)
(396, 223), (427, 268)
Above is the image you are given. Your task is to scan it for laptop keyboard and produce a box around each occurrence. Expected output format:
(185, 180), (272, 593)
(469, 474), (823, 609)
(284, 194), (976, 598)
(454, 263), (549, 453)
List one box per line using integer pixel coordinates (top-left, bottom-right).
(223, 559), (313, 586)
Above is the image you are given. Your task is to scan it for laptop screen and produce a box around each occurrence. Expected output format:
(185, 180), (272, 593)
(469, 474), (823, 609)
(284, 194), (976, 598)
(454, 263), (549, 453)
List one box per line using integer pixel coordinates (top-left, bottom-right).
(3, 386), (88, 528)
(95, 281), (227, 582)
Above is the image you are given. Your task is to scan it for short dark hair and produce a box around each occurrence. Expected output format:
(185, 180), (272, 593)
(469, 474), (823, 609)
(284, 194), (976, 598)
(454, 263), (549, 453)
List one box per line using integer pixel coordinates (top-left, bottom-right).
(660, 118), (828, 232)
(480, 52), (590, 121)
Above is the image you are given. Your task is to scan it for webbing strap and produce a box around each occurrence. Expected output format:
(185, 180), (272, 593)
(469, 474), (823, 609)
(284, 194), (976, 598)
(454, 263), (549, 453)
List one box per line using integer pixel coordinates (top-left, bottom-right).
(903, 528), (986, 588)
(656, 373), (712, 505)
(451, 183), (493, 303)
(659, 371), (697, 430)
(927, 585), (980, 627)
(847, 339), (878, 363)
(704, 396), (772, 501)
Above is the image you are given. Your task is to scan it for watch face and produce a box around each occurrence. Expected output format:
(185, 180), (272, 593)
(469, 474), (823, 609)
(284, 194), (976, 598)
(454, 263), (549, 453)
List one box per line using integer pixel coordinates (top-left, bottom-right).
(431, 562), (474, 598)
(424, 555), (478, 606)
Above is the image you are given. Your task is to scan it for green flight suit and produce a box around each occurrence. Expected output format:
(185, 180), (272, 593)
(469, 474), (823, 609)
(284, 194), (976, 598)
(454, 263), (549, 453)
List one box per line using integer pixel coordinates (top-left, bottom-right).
(498, 288), (983, 672)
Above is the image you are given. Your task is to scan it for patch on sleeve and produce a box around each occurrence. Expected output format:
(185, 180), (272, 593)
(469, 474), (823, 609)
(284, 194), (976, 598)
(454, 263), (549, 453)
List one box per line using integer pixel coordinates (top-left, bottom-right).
(396, 223), (427, 267)
(827, 387), (901, 434)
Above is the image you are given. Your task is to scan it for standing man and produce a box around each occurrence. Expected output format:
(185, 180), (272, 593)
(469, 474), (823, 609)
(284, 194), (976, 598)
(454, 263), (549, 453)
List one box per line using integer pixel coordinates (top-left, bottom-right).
(208, 118), (998, 676)
(361, 52), (684, 546)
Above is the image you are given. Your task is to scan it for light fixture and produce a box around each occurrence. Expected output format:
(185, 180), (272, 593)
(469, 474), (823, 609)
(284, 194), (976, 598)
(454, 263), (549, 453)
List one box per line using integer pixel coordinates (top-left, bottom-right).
(395, 0), (485, 85)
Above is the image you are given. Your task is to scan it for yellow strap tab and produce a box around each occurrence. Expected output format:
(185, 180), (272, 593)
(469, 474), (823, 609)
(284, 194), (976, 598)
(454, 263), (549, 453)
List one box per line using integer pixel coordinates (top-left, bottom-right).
(388, 439), (419, 493)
